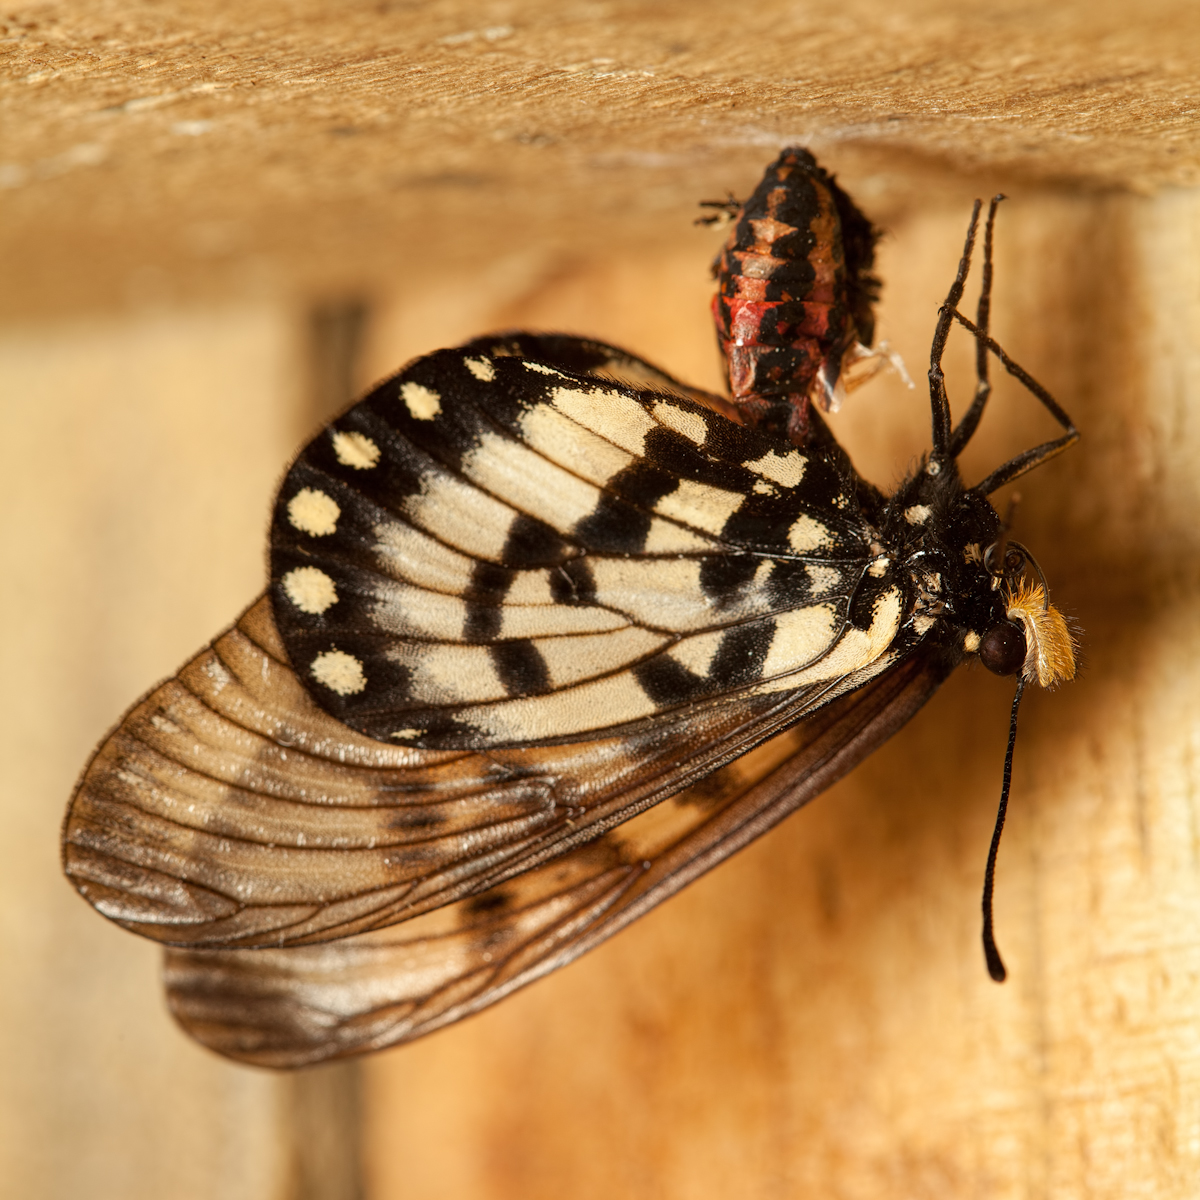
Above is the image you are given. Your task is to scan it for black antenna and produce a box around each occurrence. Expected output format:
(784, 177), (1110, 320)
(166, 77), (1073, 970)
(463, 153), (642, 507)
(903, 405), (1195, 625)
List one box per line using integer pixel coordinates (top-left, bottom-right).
(982, 678), (1026, 982)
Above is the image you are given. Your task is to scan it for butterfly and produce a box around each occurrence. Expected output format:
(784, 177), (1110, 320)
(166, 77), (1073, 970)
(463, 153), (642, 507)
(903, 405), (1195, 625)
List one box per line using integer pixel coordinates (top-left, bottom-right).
(63, 181), (1077, 1068)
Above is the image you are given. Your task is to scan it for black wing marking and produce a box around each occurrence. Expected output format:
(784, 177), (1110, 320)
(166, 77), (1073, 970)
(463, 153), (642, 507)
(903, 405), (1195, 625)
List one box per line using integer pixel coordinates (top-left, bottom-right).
(64, 594), (918, 950)
(162, 645), (947, 1066)
(268, 341), (900, 748)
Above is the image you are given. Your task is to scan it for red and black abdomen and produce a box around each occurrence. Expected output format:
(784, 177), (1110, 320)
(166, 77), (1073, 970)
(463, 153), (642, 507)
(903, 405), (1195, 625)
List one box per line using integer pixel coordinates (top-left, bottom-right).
(712, 147), (879, 444)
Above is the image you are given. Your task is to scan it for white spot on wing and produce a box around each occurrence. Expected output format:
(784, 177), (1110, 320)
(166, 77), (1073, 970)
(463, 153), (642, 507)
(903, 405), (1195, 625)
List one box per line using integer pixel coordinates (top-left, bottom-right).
(311, 650), (366, 695)
(288, 488), (340, 536)
(331, 430), (381, 469)
(465, 356), (495, 382)
(746, 450), (805, 488)
(652, 401), (707, 445)
(525, 361), (570, 378)
(283, 566), (338, 614)
(787, 514), (833, 553)
(401, 381), (442, 420)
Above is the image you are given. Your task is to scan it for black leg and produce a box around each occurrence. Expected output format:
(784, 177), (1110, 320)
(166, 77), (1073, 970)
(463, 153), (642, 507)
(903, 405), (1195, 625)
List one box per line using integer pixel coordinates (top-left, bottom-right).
(928, 201), (982, 462)
(948, 310), (1080, 495)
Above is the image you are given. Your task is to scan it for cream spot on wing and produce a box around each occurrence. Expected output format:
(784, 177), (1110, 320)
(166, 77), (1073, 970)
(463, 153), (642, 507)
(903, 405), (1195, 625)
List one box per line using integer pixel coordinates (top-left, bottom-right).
(504, 569), (555, 605)
(410, 645), (505, 703)
(525, 361), (570, 378)
(669, 629), (723, 678)
(372, 519), (476, 593)
(589, 557), (709, 631)
(403, 472), (520, 560)
(549, 386), (656, 455)
(905, 504), (932, 525)
(464, 356), (495, 382)
(536, 627), (665, 688)
(655, 478), (744, 535)
(787, 514), (834, 553)
(470, 672), (660, 742)
(311, 650), (366, 695)
(758, 588), (903, 691)
(463, 431), (602, 531)
(202, 655), (231, 693)
(499, 602), (627, 637)
(283, 566), (338, 614)
(913, 615), (937, 635)
(390, 728), (425, 740)
(653, 401), (707, 445)
(746, 449), (805, 488)
(642, 519), (717, 554)
(331, 429), (381, 469)
(369, 581), (469, 639)
(867, 556), (889, 578)
(519, 404), (634, 485)
(401, 381), (442, 420)
(807, 564), (843, 594)
(752, 480), (775, 495)
(288, 488), (340, 536)
(762, 604), (839, 678)
(964, 630), (982, 652)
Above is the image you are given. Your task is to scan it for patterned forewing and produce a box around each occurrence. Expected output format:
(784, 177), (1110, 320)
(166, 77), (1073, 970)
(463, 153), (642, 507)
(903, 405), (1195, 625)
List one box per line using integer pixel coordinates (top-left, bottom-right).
(269, 343), (895, 748)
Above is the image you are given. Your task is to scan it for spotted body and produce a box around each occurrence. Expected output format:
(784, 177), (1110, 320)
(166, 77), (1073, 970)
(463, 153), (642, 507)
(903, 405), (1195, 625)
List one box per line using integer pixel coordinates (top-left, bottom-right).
(710, 147), (880, 443)
(63, 189), (1077, 1067)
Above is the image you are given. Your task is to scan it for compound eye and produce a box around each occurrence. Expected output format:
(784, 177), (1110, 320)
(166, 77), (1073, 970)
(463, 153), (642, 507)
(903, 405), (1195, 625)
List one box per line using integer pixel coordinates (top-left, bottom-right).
(979, 621), (1027, 677)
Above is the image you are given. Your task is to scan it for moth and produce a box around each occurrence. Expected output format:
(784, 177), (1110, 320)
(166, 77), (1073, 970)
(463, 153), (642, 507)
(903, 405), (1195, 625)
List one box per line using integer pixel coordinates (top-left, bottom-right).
(63, 171), (1077, 1068)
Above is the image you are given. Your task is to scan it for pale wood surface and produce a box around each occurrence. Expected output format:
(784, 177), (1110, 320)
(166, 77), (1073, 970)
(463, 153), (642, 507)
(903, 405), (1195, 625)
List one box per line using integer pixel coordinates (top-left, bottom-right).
(0, 308), (299, 1198)
(3, 0), (1200, 319)
(3, 3), (1200, 1198)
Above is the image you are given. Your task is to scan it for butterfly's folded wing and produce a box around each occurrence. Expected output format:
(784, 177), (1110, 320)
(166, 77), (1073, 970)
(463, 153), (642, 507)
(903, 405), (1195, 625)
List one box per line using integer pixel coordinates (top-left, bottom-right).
(163, 644), (948, 1066)
(63, 594), (923, 950)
